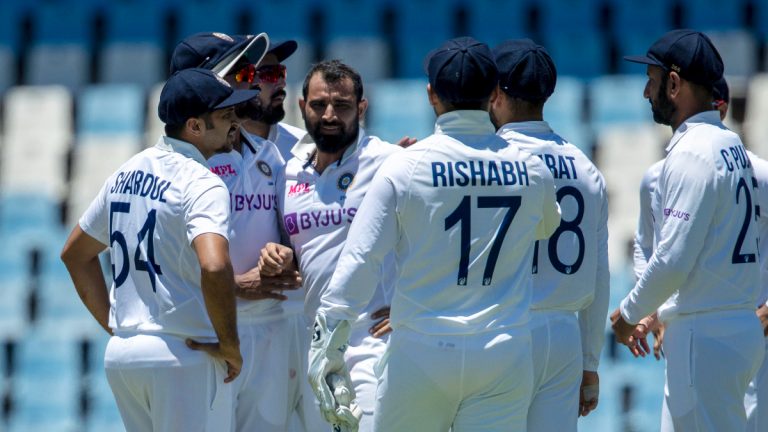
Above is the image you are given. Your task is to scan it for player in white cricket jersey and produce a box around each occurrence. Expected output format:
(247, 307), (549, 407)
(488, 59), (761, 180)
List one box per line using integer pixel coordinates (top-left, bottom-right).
(170, 32), (307, 431)
(489, 39), (609, 430)
(308, 37), (561, 431)
(268, 59), (401, 431)
(60, 68), (259, 431)
(611, 30), (765, 431)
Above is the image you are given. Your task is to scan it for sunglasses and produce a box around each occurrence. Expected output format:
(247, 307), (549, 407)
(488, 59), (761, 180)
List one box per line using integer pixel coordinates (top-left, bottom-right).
(234, 64), (287, 84)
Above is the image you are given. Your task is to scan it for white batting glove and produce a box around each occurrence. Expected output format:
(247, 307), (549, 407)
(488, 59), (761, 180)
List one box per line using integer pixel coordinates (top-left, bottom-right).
(308, 313), (354, 428)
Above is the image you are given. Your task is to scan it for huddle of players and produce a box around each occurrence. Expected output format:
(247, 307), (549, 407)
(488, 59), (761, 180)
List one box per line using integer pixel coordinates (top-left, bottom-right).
(60, 27), (767, 432)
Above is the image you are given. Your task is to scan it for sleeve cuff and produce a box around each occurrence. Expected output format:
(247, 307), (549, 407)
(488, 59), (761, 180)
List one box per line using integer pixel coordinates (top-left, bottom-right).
(619, 297), (642, 325)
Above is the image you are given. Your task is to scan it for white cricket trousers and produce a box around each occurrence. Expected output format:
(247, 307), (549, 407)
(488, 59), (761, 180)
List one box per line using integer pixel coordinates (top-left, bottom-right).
(230, 312), (297, 432)
(104, 333), (234, 432)
(373, 326), (533, 432)
(527, 310), (582, 432)
(746, 336), (768, 431)
(659, 309), (764, 432)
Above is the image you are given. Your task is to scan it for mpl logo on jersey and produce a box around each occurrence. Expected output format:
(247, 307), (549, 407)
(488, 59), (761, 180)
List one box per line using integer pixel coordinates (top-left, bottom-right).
(288, 182), (313, 197)
(283, 207), (358, 236)
(210, 164), (237, 178)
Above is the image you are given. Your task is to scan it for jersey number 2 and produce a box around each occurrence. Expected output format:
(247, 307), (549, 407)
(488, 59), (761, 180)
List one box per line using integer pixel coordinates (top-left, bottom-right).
(110, 201), (163, 291)
(732, 176), (758, 264)
(444, 195), (521, 286)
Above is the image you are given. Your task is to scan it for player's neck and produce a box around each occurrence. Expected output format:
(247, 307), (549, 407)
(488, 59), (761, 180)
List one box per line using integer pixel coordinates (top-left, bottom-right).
(241, 120), (271, 140)
(313, 148), (347, 174)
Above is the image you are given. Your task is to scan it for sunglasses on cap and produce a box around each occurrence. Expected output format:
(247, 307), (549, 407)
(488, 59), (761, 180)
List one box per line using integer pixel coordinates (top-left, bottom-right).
(234, 64), (287, 84)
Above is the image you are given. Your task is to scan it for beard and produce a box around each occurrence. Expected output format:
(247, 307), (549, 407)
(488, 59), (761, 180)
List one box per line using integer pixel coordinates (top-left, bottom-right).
(260, 89), (287, 125)
(651, 77), (676, 126)
(307, 116), (359, 154)
(234, 97), (263, 122)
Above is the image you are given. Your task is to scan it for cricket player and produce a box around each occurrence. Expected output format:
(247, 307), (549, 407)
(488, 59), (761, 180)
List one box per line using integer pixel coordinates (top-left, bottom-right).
(309, 37), (561, 431)
(170, 32), (309, 431)
(268, 59), (401, 431)
(60, 68), (259, 431)
(489, 39), (609, 431)
(611, 29), (765, 431)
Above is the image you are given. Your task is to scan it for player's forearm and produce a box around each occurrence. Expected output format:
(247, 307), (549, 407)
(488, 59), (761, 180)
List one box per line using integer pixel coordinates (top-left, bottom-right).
(63, 255), (112, 334)
(200, 263), (239, 348)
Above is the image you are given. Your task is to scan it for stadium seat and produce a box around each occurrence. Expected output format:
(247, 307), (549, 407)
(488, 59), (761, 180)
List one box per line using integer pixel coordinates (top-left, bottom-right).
(25, 44), (90, 92)
(31, 0), (93, 47)
(174, 0), (238, 45)
(366, 79), (434, 143)
(390, 0), (457, 78)
(681, 0), (748, 31)
(589, 75), (652, 134)
(608, 0), (672, 36)
(0, 132), (71, 199)
(325, 38), (390, 82)
(0, 1), (25, 54)
(99, 44), (164, 89)
(67, 138), (140, 227)
(543, 29), (608, 80)
(0, 278), (29, 339)
(4, 85), (74, 136)
(77, 84), (145, 137)
(538, 0), (602, 34)
(743, 73), (768, 158)
(0, 47), (16, 95)
(705, 30), (757, 78)
(323, 0), (383, 40)
(544, 77), (592, 156)
(0, 193), (62, 236)
(467, 0), (529, 48)
(615, 32), (665, 74)
(102, 0), (164, 45)
(144, 83), (165, 148)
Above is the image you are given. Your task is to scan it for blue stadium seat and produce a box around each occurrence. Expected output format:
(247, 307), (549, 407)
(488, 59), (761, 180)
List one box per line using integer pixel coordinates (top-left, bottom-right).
(77, 85), (145, 137)
(390, 0), (457, 78)
(367, 79), (434, 143)
(249, 0), (316, 42)
(26, 45), (89, 91)
(31, 0), (93, 47)
(99, 43), (164, 88)
(681, 0), (748, 31)
(174, 0), (238, 45)
(467, 0), (529, 48)
(608, 0), (672, 36)
(589, 75), (652, 134)
(103, 0), (164, 45)
(0, 278), (29, 339)
(616, 32), (663, 74)
(538, 0), (602, 34)
(0, 1), (25, 54)
(0, 194), (61, 236)
(543, 29), (608, 79)
(706, 30), (758, 78)
(324, 0), (384, 40)
(544, 77), (590, 154)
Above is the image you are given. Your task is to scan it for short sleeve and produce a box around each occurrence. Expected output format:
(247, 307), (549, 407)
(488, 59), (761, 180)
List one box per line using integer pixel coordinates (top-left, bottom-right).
(78, 180), (111, 245)
(184, 173), (230, 244)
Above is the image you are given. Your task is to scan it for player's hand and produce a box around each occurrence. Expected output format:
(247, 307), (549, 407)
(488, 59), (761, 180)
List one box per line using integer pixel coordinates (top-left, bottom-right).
(235, 267), (302, 301)
(757, 304), (768, 337)
(185, 338), (242, 383)
(610, 308), (639, 349)
(395, 136), (417, 148)
(258, 242), (295, 276)
(328, 373), (363, 431)
(624, 314), (658, 358)
(369, 306), (392, 338)
(579, 370), (599, 417)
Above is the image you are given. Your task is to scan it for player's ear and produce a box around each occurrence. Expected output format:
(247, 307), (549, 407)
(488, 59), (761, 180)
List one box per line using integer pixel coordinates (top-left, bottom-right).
(298, 98), (306, 120)
(357, 98), (368, 119)
(427, 83), (439, 107)
(668, 71), (682, 98)
(186, 117), (202, 136)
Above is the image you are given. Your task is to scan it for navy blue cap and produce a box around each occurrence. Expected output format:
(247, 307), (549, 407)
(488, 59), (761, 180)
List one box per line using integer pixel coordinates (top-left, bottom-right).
(493, 39), (556, 102)
(424, 37), (498, 104)
(158, 68), (261, 126)
(713, 76), (729, 103)
(267, 39), (298, 62)
(624, 29), (723, 86)
(170, 32), (268, 76)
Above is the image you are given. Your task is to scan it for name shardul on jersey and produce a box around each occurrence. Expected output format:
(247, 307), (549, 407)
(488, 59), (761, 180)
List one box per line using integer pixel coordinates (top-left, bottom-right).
(110, 169), (171, 202)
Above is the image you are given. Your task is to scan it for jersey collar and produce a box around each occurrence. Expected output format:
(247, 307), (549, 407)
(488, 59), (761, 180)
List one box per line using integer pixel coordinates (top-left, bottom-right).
(666, 110), (722, 153)
(434, 110), (496, 137)
(496, 121), (553, 137)
(156, 136), (208, 166)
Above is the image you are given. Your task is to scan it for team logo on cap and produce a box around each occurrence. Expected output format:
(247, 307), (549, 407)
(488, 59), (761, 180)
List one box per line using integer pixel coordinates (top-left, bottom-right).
(256, 160), (272, 177)
(337, 173), (354, 191)
(215, 74), (231, 88)
(212, 32), (233, 43)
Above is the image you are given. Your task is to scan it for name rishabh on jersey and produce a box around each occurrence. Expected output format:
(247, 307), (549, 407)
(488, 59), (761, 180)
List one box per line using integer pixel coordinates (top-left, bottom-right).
(320, 112), (562, 335)
(207, 129), (283, 315)
(79, 136), (230, 339)
(276, 132), (401, 321)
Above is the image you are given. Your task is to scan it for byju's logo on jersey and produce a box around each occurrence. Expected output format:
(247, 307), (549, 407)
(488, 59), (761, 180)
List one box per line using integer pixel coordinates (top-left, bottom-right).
(256, 160), (272, 177)
(284, 213), (300, 235)
(337, 173), (355, 191)
(283, 208), (358, 236)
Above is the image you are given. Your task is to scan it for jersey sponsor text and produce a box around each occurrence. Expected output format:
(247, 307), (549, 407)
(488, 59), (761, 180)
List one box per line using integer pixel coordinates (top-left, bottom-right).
(283, 207), (357, 236)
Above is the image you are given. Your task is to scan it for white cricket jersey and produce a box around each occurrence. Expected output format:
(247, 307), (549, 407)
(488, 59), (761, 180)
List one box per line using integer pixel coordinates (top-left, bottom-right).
(497, 121), (609, 371)
(320, 111), (561, 335)
(276, 130), (401, 321)
(270, 121), (307, 165)
(632, 159), (664, 281)
(79, 136), (230, 339)
(207, 128), (282, 316)
(620, 111), (761, 323)
(748, 150), (768, 306)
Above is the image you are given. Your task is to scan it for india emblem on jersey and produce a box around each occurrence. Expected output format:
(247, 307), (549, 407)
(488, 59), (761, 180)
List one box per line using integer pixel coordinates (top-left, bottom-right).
(256, 160), (272, 177)
(337, 173), (355, 191)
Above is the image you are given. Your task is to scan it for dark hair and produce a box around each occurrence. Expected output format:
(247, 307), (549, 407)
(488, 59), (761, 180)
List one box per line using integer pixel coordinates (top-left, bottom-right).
(443, 99), (489, 111)
(164, 123), (185, 139)
(302, 60), (364, 102)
